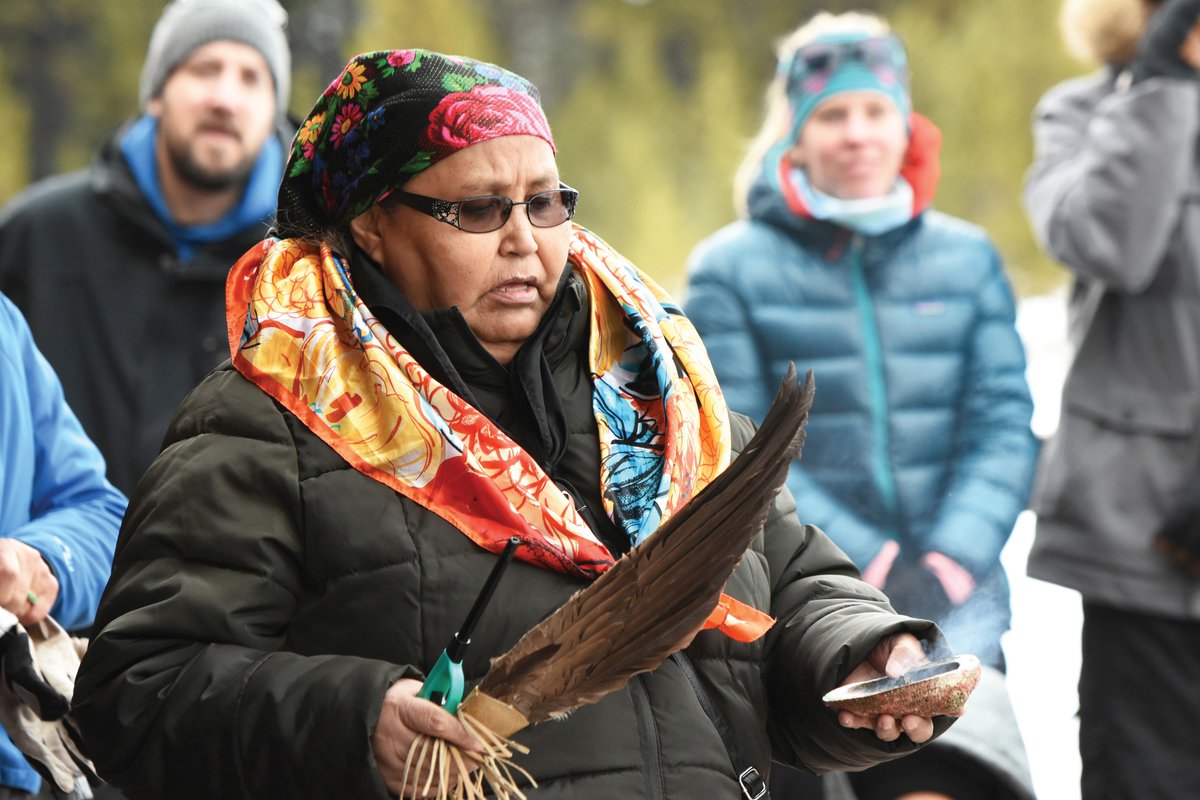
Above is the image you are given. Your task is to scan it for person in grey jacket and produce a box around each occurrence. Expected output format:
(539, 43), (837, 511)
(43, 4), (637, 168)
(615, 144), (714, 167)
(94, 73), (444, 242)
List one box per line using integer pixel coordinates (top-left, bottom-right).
(1024, 0), (1200, 797)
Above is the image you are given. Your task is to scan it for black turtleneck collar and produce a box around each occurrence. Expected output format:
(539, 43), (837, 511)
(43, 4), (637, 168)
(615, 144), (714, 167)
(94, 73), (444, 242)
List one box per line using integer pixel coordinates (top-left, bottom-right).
(348, 246), (477, 404)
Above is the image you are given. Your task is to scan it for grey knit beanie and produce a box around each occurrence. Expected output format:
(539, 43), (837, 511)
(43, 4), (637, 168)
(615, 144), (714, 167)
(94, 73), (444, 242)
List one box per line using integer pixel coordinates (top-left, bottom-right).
(139, 0), (292, 117)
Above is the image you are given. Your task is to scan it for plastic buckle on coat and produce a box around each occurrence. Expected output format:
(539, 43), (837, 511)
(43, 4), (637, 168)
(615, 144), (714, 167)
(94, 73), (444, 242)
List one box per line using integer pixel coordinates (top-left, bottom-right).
(739, 766), (766, 800)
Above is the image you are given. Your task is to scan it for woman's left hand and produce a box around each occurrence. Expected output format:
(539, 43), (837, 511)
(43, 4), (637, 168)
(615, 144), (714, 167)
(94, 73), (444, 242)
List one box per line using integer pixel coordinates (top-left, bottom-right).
(833, 633), (935, 743)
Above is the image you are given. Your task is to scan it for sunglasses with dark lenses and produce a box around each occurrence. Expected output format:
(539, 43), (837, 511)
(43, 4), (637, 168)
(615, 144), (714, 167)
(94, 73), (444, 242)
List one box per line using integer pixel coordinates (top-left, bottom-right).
(787, 36), (903, 88)
(386, 184), (579, 233)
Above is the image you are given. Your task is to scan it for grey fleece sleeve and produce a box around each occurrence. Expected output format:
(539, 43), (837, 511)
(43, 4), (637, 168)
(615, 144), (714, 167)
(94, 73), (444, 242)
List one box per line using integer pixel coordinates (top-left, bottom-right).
(1024, 74), (1199, 292)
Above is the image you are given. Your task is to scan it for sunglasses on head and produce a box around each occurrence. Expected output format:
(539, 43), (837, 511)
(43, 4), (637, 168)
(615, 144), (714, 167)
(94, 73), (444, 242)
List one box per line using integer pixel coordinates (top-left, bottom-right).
(786, 36), (904, 90)
(384, 184), (579, 234)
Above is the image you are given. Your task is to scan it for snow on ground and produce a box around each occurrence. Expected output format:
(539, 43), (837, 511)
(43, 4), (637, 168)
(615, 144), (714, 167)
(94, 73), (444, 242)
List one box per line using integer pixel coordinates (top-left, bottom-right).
(1002, 289), (1082, 800)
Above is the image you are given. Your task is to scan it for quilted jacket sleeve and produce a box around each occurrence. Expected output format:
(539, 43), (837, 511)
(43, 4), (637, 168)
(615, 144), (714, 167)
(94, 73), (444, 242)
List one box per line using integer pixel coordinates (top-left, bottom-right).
(731, 414), (953, 773)
(684, 247), (774, 424)
(923, 244), (1038, 578)
(1023, 72), (1199, 292)
(685, 238), (892, 572)
(785, 461), (893, 573)
(72, 368), (413, 800)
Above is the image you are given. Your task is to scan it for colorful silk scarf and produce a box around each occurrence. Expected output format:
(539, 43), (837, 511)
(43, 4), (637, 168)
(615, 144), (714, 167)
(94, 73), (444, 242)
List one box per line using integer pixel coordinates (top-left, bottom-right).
(226, 227), (774, 642)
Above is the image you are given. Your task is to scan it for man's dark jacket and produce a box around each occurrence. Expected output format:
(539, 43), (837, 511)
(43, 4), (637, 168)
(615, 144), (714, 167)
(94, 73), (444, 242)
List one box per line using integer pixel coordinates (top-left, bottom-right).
(0, 123), (281, 495)
(73, 260), (947, 800)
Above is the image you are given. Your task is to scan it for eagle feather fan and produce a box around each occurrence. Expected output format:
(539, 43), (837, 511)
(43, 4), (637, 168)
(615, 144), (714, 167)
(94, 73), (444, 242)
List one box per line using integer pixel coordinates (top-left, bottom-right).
(404, 366), (815, 799)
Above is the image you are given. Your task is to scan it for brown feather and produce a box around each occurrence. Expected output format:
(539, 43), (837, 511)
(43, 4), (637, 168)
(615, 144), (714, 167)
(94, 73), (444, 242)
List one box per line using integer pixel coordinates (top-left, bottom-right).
(477, 365), (816, 724)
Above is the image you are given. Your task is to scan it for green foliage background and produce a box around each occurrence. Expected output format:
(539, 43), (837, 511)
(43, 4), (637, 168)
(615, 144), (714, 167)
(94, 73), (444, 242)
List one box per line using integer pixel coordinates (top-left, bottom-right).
(0, 0), (1084, 296)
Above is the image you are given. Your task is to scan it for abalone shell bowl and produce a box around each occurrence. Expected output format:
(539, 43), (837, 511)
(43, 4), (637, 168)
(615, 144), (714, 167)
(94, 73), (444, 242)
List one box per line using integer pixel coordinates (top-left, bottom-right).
(821, 654), (981, 718)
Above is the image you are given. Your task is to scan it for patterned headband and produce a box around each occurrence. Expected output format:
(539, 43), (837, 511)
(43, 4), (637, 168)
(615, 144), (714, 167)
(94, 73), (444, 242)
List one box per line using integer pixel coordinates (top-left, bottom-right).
(782, 33), (911, 138)
(277, 49), (555, 237)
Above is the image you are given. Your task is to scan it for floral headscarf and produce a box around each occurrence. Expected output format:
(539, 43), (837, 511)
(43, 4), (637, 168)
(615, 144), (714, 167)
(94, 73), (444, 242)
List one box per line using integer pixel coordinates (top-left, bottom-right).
(276, 49), (555, 237)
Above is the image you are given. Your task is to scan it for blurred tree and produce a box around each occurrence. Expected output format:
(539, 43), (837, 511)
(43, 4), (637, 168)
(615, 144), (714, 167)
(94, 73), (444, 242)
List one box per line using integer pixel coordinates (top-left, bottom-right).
(0, 0), (98, 189)
(0, 0), (1083, 296)
(284, 0), (363, 115)
(80, 1), (168, 160)
(890, 0), (1079, 295)
(347, 0), (504, 67)
(0, 0), (350, 199)
(551, 0), (811, 294)
(0, 32), (31, 200)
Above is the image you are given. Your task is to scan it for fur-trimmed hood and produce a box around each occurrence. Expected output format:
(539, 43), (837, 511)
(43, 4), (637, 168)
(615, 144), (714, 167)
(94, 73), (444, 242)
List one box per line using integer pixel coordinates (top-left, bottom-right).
(1060, 0), (1159, 64)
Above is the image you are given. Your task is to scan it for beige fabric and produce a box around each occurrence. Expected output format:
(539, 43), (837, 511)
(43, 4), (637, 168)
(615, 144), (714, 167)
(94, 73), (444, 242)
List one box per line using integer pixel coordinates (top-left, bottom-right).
(0, 609), (95, 798)
(459, 690), (529, 739)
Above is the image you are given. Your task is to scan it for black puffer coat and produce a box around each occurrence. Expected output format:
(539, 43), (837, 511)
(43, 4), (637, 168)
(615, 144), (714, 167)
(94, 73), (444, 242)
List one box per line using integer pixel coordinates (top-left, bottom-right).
(74, 262), (943, 800)
(0, 121), (287, 495)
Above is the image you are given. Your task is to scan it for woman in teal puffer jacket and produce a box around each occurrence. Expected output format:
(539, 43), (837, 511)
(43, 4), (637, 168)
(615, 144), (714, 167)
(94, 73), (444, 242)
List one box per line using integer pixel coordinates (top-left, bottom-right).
(685, 11), (1039, 800)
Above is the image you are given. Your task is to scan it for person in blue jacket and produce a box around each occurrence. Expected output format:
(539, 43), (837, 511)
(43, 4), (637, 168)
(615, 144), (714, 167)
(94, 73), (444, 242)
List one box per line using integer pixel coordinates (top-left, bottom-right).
(684, 11), (1039, 800)
(0, 292), (125, 798)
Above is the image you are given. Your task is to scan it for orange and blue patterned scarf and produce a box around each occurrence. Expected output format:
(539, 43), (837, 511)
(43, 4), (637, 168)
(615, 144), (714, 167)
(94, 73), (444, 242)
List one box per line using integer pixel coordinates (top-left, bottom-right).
(226, 227), (773, 642)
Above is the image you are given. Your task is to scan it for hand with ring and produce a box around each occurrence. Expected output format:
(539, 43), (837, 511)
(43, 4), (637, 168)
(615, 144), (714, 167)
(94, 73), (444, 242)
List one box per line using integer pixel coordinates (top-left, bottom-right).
(0, 540), (58, 627)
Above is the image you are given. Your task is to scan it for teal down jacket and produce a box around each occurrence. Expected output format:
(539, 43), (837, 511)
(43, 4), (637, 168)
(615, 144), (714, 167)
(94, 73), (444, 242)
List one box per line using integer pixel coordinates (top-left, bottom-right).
(684, 178), (1038, 662)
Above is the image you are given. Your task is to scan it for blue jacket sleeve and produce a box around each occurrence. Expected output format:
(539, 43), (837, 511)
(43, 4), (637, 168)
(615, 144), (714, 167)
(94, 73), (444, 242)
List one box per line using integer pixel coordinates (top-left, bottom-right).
(685, 240), (891, 571)
(785, 461), (890, 572)
(924, 246), (1038, 578)
(683, 263), (773, 424)
(1, 296), (126, 628)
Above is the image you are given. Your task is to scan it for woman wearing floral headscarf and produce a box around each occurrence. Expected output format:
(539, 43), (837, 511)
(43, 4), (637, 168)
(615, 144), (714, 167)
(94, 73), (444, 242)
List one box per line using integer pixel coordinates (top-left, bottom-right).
(74, 50), (949, 799)
(685, 11), (1038, 800)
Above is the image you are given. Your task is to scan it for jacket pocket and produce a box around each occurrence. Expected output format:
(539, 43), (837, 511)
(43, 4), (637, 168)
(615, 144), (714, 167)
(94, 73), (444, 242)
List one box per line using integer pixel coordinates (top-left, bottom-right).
(1064, 384), (1199, 437)
(1034, 390), (1198, 529)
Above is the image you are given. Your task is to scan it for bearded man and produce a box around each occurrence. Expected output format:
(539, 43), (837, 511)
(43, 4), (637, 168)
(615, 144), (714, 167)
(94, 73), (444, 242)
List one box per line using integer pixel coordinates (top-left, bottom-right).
(0, 0), (294, 496)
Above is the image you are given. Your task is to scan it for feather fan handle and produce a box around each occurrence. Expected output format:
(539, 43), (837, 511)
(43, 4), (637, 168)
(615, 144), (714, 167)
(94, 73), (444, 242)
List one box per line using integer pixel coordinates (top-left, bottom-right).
(402, 367), (814, 799)
(477, 365), (815, 724)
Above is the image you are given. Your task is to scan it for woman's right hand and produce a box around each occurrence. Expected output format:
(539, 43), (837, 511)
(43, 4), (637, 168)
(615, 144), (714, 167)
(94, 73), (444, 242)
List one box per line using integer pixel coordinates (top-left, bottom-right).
(834, 633), (937, 744)
(372, 678), (484, 798)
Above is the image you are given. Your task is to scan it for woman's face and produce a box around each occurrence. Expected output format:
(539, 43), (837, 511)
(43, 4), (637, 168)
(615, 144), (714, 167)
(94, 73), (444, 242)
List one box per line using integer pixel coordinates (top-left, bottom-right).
(351, 135), (571, 365)
(787, 91), (909, 200)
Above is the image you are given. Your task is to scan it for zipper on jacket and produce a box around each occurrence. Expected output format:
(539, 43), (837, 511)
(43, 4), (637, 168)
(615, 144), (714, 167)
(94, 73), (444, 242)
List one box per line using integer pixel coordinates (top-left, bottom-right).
(848, 235), (900, 527)
(628, 676), (666, 800)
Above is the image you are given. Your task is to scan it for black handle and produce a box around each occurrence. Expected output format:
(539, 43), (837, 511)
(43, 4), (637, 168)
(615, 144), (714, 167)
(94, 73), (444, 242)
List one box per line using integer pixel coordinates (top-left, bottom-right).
(446, 537), (520, 662)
